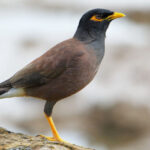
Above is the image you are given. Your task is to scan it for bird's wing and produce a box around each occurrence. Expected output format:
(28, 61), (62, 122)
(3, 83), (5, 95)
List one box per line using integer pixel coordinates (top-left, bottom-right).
(10, 49), (69, 88)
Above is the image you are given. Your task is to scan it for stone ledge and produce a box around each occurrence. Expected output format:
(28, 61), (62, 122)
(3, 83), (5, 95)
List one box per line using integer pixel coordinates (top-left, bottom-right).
(0, 127), (94, 150)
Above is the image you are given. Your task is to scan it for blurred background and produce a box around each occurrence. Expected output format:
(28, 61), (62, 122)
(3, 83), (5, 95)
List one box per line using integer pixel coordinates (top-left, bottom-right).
(0, 0), (150, 150)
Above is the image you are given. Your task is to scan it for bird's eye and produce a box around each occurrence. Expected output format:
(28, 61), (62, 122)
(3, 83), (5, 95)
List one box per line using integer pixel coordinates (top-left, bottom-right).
(102, 13), (109, 18)
(90, 15), (103, 22)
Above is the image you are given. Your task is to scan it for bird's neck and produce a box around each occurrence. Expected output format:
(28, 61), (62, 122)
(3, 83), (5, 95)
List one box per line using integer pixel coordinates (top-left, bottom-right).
(74, 26), (105, 51)
(74, 26), (106, 65)
(74, 26), (106, 45)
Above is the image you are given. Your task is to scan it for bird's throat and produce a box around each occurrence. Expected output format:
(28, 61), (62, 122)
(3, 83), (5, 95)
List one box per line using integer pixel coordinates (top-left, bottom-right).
(74, 25), (106, 44)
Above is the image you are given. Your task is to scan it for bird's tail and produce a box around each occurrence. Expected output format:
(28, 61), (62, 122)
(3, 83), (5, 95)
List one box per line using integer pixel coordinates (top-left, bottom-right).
(0, 80), (25, 99)
(0, 80), (12, 99)
(0, 79), (11, 92)
(0, 87), (11, 95)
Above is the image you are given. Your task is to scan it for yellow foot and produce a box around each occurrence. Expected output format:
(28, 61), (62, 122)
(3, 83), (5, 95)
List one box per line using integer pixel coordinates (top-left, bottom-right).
(40, 135), (68, 143)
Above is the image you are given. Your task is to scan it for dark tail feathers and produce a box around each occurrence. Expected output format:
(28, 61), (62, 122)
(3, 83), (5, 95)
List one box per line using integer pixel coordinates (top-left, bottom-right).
(0, 87), (10, 95)
(0, 79), (12, 95)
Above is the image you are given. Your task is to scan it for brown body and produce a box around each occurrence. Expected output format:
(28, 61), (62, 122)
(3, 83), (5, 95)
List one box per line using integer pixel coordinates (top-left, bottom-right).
(0, 9), (125, 142)
(10, 38), (99, 102)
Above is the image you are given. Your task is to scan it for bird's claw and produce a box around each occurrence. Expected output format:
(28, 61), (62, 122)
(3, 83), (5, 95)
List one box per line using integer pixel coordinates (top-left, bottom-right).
(39, 135), (67, 143)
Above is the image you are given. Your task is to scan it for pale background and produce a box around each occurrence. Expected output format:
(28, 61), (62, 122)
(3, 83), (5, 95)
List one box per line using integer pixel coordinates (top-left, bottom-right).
(0, 0), (150, 150)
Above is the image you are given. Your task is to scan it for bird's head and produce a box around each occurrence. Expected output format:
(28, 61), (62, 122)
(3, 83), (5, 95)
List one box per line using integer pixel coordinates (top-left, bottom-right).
(74, 9), (125, 41)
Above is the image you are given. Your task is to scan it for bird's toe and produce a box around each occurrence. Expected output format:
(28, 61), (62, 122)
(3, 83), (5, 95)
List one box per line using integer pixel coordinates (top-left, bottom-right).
(39, 135), (68, 143)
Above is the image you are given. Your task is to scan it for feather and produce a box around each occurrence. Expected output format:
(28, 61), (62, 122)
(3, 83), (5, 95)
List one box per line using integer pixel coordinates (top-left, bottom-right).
(0, 88), (25, 99)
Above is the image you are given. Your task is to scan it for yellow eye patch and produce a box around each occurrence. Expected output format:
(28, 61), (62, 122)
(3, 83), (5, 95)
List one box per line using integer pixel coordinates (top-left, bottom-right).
(90, 12), (125, 22)
(90, 15), (103, 22)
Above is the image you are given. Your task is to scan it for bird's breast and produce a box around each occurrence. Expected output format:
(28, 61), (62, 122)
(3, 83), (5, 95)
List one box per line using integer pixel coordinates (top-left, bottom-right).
(46, 49), (101, 100)
(26, 41), (104, 101)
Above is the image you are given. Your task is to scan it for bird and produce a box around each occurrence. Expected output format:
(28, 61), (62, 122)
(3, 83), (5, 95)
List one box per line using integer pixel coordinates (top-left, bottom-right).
(0, 8), (125, 143)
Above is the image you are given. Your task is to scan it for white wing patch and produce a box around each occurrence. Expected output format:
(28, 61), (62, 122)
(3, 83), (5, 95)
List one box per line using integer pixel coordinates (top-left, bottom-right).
(0, 88), (25, 99)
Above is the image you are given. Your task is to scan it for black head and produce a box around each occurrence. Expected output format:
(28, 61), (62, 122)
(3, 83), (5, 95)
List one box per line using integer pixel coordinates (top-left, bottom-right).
(74, 9), (125, 42)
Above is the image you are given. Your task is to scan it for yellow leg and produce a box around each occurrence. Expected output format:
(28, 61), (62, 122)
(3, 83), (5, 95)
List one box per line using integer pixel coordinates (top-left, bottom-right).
(41, 113), (66, 143)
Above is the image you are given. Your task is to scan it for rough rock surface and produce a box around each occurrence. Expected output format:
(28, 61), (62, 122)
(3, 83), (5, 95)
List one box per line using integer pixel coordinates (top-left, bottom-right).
(0, 127), (94, 150)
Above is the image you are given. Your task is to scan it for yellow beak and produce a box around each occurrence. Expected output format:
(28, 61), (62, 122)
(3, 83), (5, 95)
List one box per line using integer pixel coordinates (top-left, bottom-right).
(106, 12), (126, 20)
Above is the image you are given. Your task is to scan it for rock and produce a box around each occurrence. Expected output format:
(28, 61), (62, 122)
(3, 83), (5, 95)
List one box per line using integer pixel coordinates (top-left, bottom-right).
(0, 127), (94, 150)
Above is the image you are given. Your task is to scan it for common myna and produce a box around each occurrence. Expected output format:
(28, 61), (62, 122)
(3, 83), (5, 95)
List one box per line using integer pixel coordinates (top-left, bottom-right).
(0, 9), (125, 143)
